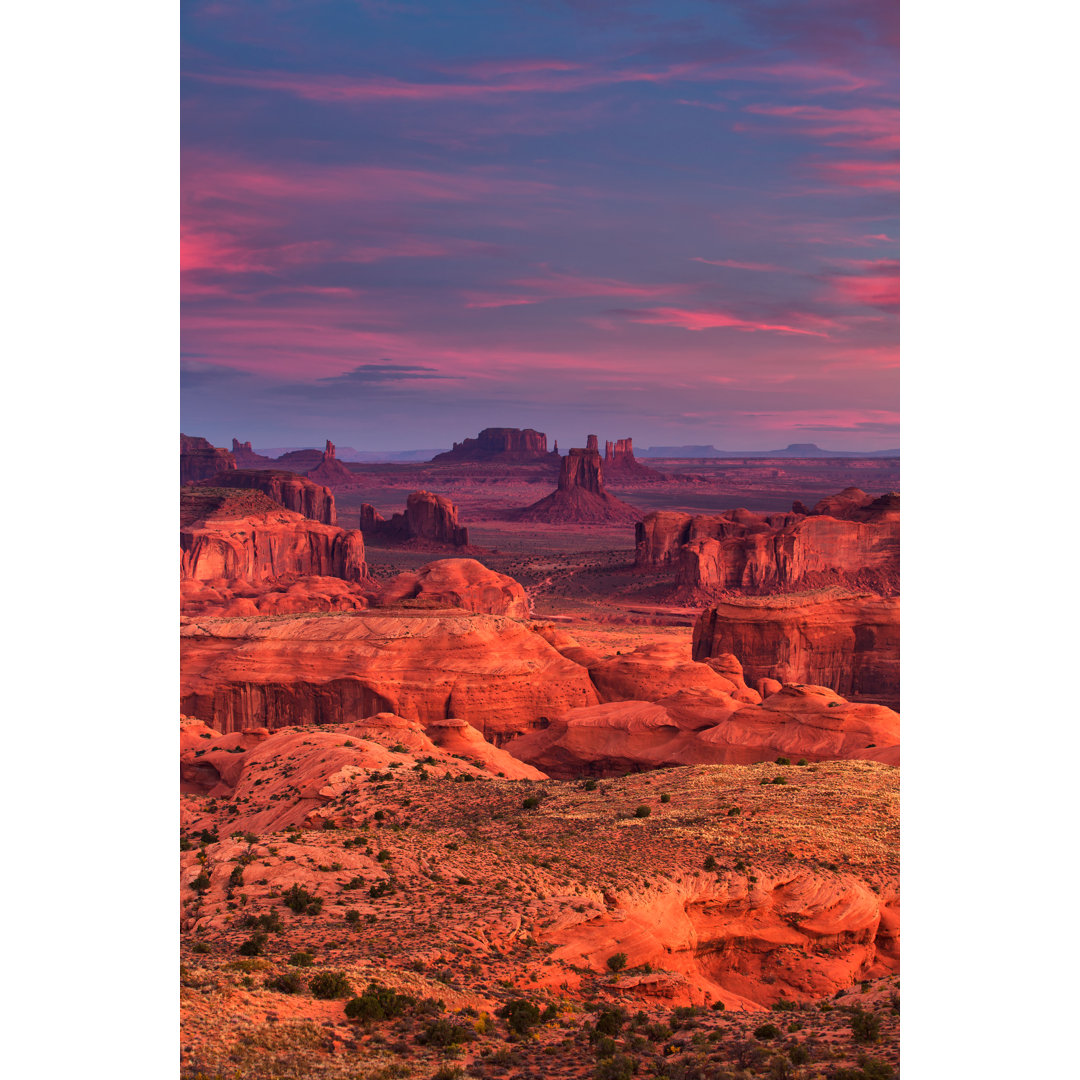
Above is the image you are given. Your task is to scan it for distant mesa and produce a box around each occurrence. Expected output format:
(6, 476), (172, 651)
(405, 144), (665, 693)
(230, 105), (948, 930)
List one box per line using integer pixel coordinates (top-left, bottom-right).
(304, 439), (357, 487)
(638, 443), (901, 459)
(508, 437), (642, 524)
(361, 490), (470, 548)
(180, 434), (236, 485)
(205, 468), (337, 525)
(635, 487), (899, 594)
(431, 427), (559, 463)
(274, 447), (325, 472)
(180, 486), (366, 585)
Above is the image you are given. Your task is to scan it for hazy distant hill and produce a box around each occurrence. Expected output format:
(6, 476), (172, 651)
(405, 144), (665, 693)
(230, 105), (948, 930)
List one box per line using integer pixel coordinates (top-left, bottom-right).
(638, 443), (900, 459)
(255, 446), (449, 462)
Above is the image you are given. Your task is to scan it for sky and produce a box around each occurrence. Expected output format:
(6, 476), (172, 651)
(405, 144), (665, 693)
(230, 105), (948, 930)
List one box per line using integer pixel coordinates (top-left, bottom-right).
(181, 0), (898, 452)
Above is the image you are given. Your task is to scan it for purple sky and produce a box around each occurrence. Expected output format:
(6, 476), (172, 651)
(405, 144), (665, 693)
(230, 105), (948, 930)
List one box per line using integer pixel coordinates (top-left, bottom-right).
(181, 0), (898, 451)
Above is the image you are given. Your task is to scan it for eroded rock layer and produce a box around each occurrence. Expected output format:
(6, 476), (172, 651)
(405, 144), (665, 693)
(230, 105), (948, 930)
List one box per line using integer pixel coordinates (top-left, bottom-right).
(180, 434), (236, 485)
(208, 469), (337, 524)
(361, 490), (469, 547)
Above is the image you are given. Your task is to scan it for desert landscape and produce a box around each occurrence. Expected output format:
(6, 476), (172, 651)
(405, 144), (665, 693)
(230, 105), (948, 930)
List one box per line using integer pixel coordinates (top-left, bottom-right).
(180, 428), (900, 1080)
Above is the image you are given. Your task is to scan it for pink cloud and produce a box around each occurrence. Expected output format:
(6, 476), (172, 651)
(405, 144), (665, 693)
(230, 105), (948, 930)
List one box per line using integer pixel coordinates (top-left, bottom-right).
(463, 270), (690, 309)
(808, 158), (899, 191)
(742, 103), (898, 150)
(616, 307), (831, 336)
(827, 260), (900, 311)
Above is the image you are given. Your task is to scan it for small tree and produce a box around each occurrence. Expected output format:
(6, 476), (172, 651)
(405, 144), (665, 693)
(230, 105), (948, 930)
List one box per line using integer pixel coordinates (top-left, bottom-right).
(606, 952), (628, 973)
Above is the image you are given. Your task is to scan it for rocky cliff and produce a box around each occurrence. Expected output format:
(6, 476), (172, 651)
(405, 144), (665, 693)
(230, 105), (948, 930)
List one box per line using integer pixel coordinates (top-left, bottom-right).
(692, 592), (900, 702)
(180, 434), (236, 485)
(230, 439), (275, 467)
(636, 490), (899, 594)
(360, 490), (470, 547)
(603, 436), (664, 482)
(180, 488), (366, 585)
(208, 469), (337, 525)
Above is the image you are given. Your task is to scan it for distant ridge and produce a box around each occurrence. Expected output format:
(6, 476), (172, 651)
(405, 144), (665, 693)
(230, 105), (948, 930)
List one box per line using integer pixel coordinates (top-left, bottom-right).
(254, 446), (449, 462)
(638, 443), (900, 459)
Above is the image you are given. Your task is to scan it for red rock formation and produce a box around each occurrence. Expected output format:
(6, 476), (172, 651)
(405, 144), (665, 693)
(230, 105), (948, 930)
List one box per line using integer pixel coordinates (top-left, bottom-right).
(693, 592), (900, 702)
(377, 558), (529, 617)
(180, 575), (373, 618)
(603, 436), (664, 482)
(180, 434), (236, 485)
(274, 447), (324, 471)
(360, 490), (470, 547)
(635, 491), (899, 594)
(179, 610), (600, 740)
(304, 439), (357, 487)
(207, 469), (337, 524)
(230, 439), (275, 467)
(510, 442), (642, 524)
(432, 427), (559, 462)
(180, 488), (366, 585)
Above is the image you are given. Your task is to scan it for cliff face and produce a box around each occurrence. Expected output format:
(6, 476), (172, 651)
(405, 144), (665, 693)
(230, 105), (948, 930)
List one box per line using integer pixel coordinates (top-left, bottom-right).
(180, 434), (236, 485)
(230, 439), (275, 467)
(635, 492), (899, 594)
(208, 469), (337, 525)
(558, 446), (604, 494)
(692, 593), (900, 701)
(431, 427), (558, 462)
(180, 488), (366, 585)
(360, 490), (469, 547)
(603, 436), (664, 481)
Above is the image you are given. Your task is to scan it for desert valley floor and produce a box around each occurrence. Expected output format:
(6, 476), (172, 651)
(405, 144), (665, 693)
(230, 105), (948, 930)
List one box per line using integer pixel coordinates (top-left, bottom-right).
(181, 433), (900, 1080)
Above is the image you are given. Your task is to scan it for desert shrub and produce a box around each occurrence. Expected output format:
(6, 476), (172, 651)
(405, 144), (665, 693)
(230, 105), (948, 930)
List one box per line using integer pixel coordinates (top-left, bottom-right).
(703, 855), (718, 871)
(522, 796), (542, 810)
(633, 805), (651, 818)
(288, 950), (314, 967)
(376, 849), (392, 862)
(851, 1009), (882, 1044)
(606, 952), (628, 973)
(584, 779), (599, 791)
(753, 1022), (781, 1040)
(644, 1022), (672, 1041)
(190, 941), (210, 955)
(709, 1000), (725, 1011)
(237, 934), (266, 956)
(727, 806), (741, 816)
(771, 998), (797, 1012)
(239, 911), (283, 934)
(281, 884), (322, 915)
(594, 1055), (635, 1080)
(369, 879), (396, 898)
(775, 757), (790, 765)
(787, 1044), (809, 1065)
(497, 998), (543, 1036)
(192, 871), (211, 893)
(345, 909), (361, 924)
(432, 1067), (465, 1080)
(309, 970), (353, 1000)
(594, 1036), (617, 1057)
(660, 793), (671, 804)
(796, 758), (808, 766)
(417, 1018), (474, 1046)
(265, 970), (303, 994)
(593, 1006), (626, 1038)
(345, 982), (415, 1022)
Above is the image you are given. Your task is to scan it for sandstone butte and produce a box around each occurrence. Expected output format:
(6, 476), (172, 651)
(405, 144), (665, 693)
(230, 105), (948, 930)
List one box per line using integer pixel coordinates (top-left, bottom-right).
(179, 610), (601, 742)
(206, 468), (337, 525)
(180, 433), (236, 485)
(693, 591), (901, 702)
(181, 739), (897, 1023)
(510, 437), (642, 524)
(230, 438), (276, 467)
(602, 435), (665, 482)
(635, 487), (899, 594)
(304, 439), (358, 487)
(374, 558), (530, 619)
(506, 638), (898, 776)
(360, 490), (470, 547)
(180, 487), (367, 585)
(431, 426), (559, 463)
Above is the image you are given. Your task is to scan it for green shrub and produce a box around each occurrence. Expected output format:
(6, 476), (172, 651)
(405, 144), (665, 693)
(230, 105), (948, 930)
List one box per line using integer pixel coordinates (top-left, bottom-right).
(775, 757), (790, 765)
(288, 950), (314, 967)
(584, 779), (599, 791)
(237, 934), (266, 956)
(703, 855), (718, 871)
(796, 758), (808, 766)
(418, 1018), (474, 1047)
(753, 1022), (781, 1040)
(265, 970), (304, 994)
(633, 805), (651, 818)
(772, 776), (788, 785)
(345, 982), (415, 1022)
(369, 879), (395, 898)
(594, 1054), (635, 1080)
(496, 998), (542, 1036)
(727, 806), (741, 816)
(606, 952), (628, 973)
(190, 941), (210, 955)
(309, 970), (353, 1000)
(593, 1006), (626, 1038)
(345, 909), (361, 924)
(191, 871), (211, 893)
(281, 884), (322, 915)
(660, 793), (670, 804)
(851, 1008), (882, 1044)
(522, 796), (542, 810)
